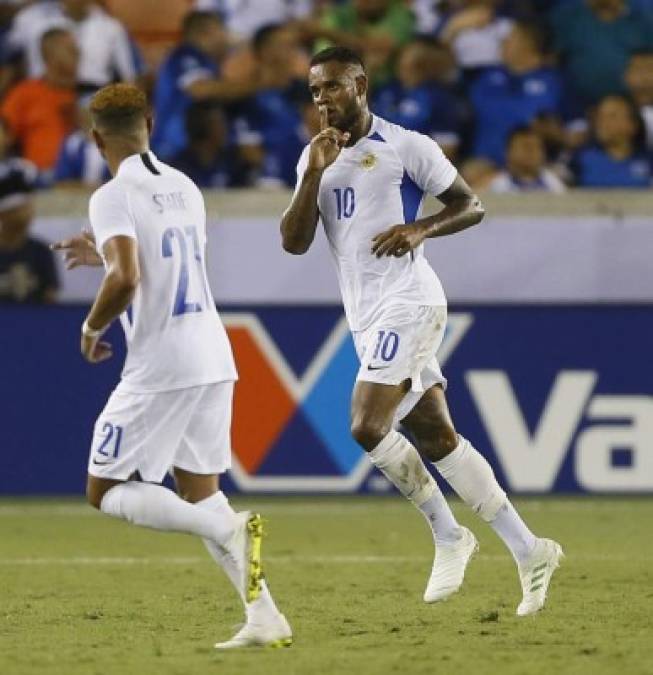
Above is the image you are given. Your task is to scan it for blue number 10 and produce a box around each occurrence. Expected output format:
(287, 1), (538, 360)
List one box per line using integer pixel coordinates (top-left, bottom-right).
(334, 187), (355, 220)
(373, 330), (400, 362)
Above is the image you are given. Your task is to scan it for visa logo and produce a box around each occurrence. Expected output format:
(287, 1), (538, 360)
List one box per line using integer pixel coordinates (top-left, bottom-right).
(467, 371), (653, 492)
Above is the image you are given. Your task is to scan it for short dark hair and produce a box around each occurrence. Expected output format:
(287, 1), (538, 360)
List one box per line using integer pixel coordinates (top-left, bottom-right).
(310, 46), (365, 70)
(182, 10), (221, 38)
(90, 83), (149, 134)
(252, 23), (284, 54)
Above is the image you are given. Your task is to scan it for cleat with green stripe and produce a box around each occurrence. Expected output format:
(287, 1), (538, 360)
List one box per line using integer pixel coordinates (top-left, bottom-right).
(516, 538), (564, 617)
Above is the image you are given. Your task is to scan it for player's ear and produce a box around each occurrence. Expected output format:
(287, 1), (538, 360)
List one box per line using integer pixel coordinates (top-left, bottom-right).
(91, 128), (105, 154)
(355, 74), (368, 99)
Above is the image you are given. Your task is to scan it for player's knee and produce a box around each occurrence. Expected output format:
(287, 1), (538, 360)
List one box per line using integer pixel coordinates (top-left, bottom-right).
(86, 482), (103, 510)
(351, 416), (392, 452)
(420, 423), (459, 462)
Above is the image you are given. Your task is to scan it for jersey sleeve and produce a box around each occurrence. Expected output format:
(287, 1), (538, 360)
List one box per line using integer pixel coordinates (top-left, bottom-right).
(393, 127), (457, 197)
(89, 183), (137, 254)
(289, 144), (310, 198)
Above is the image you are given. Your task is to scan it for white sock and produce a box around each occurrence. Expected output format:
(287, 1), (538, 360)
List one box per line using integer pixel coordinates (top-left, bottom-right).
(100, 481), (235, 546)
(489, 501), (537, 563)
(369, 430), (461, 544)
(196, 492), (280, 621)
(417, 488), (463, 545)
(434, 436), (537, 562)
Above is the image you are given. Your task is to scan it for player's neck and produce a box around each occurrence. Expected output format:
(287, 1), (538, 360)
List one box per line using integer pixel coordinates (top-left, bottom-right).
(106, 143), (150, 176)
(346, 110), (373, 147)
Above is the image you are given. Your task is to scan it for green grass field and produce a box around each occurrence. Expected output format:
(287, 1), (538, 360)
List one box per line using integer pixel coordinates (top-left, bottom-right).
(1, 496), (651, 675)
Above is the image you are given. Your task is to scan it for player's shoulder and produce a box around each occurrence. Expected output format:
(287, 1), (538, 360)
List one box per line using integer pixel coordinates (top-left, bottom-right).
(89, 174), (129, 215)
(371, 115), (438, 153)
(158, 157), (204, 193)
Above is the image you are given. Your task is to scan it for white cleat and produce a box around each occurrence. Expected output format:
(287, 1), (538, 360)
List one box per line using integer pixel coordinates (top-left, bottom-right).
(423, 526), (478, 603)
(223, 511), (265, 603)
(516, 538), (564, 617)
(215, 613), (293, 649)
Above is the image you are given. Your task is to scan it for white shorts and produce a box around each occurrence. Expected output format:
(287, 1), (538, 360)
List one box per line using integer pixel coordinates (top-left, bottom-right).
(353, 305), (448, 422)
(87, 381), (234, 482)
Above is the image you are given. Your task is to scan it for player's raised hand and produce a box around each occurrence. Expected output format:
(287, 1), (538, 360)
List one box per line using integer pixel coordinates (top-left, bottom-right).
(51, 230), (103, 269)
(371, 223), (427, 258)
(307, 106), (350, 171)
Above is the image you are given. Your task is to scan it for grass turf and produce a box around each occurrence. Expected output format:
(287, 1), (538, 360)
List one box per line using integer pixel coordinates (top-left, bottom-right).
(0, 496), (651, 675)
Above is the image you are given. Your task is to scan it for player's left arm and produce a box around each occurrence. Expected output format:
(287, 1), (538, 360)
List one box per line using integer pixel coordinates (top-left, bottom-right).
(371, 174), (485, 258)
(81, 235), (140, 363)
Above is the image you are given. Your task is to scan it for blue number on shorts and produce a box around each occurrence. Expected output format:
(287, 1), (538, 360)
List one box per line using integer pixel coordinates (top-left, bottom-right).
(373, 330), (400, 362)
(96, 423), (123, 458)
(162, 226), (207, 316)
(334, 187), (355, 219)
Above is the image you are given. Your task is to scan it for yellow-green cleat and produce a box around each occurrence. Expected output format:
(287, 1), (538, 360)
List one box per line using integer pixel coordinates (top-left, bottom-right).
(246, 513), (264, 603)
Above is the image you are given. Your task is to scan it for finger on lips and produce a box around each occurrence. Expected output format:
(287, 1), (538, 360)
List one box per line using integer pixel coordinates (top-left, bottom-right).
(319, 106), (328, 130)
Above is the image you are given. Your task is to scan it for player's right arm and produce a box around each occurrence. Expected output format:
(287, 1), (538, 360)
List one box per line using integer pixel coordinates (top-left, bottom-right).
(280, 108), (349, 255)
(81, 235), (139, 363)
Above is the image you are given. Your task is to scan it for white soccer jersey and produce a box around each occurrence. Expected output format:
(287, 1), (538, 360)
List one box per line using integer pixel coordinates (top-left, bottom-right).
(293, 115), (457, 332)
(89, 152), (237, 394)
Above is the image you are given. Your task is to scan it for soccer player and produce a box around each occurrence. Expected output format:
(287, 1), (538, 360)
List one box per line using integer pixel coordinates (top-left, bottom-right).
(280, 47), (563, 616)
(51, 83), (291, 648)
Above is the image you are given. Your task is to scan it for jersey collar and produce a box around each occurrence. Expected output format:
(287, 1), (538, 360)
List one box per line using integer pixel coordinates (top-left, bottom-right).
(117, 151), (160, 177)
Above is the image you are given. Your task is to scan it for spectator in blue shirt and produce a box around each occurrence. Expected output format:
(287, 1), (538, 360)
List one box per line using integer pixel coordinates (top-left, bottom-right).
(152, 11), (258, 160)
(54, 95), (109, 188)
(54, 128), (109, 187)
(489, 126), (567, 192)
(469, 21), (565, 165)
(372, 37), (467, 160)
(551, 0), (653, 105)
(571, 93), (652, 186)
(233, 23), (307, 188)
(170, 101), (249, 188)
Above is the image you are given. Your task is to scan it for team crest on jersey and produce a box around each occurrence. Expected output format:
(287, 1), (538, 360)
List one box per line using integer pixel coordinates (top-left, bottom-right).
(360, 153), (377, 170)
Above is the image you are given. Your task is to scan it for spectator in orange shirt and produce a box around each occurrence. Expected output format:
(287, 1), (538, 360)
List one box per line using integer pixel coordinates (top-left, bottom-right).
(1, 27), (78, 176)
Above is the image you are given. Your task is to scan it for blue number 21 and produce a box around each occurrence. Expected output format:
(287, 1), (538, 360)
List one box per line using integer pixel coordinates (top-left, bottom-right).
(162, 226), (208, 316)
(96, 423), (123, 459)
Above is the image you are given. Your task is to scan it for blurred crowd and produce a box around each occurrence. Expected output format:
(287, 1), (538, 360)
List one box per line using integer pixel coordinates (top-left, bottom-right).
(1, 0), (653, 302)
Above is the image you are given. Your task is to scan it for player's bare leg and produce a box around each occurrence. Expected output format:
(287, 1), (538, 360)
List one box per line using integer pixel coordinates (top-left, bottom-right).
(350, 379), (470, 601)
(403, 386), (563, 615)
(173, 468), (292, 648)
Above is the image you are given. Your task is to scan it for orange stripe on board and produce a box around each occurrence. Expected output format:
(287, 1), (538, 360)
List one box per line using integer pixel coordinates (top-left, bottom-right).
(227, 328), (296, 474)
